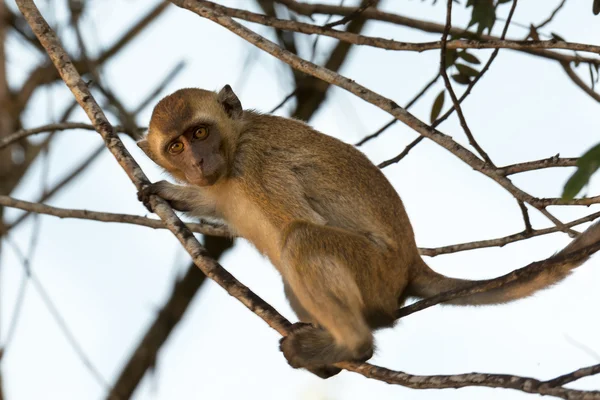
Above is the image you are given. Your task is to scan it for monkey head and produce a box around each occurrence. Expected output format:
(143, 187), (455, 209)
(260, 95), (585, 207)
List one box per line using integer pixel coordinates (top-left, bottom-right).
(137, 85), (242, 186)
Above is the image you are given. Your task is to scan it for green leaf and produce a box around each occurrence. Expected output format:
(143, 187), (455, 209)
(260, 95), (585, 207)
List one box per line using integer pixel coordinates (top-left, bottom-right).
(466, 0), (496, 35)
(430, 90), (445, 123)
(562, 143), (600, 200)
(456, 63), (480, 77)
(458, 51), (481, 64)
(452, 73), (471, 85)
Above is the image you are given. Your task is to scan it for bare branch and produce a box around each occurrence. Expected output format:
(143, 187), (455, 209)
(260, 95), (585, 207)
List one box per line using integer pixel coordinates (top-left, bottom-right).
(561, 61), (600, 103)
(0, 123), (144, 150)
(545, 363), (600, 388)
(6, 144), (106, 232)
(340, 361), (600, 399)
(192, 1), (600, 58)
(274, 0), (600, 65)
(0, 195), (230, 237)
(499, 155), (578, 175)
(420, 211), (600, 256)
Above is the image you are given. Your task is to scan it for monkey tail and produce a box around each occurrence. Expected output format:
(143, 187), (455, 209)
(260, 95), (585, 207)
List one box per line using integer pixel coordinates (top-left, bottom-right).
(407, 221), (600, 305)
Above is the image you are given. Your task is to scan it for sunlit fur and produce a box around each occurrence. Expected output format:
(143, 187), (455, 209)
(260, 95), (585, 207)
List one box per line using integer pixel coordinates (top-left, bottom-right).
(137, 85), (600, 378)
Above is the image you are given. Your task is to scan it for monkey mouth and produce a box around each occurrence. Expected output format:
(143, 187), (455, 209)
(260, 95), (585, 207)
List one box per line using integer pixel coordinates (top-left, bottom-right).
(186, 171), (219, 186)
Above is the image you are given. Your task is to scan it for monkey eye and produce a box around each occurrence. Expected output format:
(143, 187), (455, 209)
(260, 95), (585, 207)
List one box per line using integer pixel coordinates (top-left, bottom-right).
(168, 141), (184, 154)
(192, 126), (209, 140)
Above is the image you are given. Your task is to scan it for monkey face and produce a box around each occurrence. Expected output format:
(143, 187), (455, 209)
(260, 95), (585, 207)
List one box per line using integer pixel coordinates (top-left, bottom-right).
(138, 85), (243, 186)
(163, 123), (227, 186)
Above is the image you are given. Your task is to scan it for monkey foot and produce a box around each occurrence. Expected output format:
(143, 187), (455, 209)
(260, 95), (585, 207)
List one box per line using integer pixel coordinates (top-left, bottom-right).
(279, 322), (342, 379)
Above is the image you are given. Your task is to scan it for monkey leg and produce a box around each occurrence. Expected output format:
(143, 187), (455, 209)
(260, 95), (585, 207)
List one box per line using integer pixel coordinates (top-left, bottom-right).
(279, 221), (374, 372)
(283, 283), (342, 379)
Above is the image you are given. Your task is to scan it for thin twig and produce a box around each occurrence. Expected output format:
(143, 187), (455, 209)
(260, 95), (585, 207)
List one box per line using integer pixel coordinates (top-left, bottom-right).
(3, 237), (109, 389)
(133, 61), (186, 115)
(323, 0), (375, 28)
(355, 73), (439, 147)
(440, 0), (495, 166)
(536, 0), (567, 30)
(420, 211), (600, 257)
(380, 1), (517, 167)
(517, 200), (533, 232)
(269, 89), (297, 113)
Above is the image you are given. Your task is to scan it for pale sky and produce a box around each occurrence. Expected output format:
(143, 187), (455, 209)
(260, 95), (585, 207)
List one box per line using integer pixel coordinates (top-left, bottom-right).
(1, 0), (600, 399)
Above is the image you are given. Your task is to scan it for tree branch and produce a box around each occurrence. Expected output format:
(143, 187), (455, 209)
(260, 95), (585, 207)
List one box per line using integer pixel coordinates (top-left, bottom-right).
(0, 195), (229, 237)
(0, 123), (144, 150)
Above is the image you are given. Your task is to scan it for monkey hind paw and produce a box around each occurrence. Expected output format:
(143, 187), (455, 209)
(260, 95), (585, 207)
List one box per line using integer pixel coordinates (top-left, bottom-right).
(279, 322), (372, 377)
(306, 365), (342, 379)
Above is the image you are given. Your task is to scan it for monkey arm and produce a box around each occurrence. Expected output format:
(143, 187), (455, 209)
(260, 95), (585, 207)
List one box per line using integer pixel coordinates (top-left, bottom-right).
(137, 180), (219, 217)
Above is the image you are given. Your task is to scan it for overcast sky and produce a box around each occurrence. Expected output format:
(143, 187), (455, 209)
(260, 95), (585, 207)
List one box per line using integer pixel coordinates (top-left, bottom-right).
(1, 0), (600, 399)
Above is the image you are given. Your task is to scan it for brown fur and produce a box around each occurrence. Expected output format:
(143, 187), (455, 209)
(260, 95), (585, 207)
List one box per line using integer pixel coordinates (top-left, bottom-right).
(137, 85), (600, 378)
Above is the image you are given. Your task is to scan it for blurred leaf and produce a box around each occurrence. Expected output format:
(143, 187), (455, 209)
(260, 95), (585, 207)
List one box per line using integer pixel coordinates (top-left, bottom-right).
(562, 143), (600, 200)
(466, 0), (495, 35)
(456, 63), (480, 77)
(551, 32), (566, 42)
(430, 90), (445, 122)
(458, 51), (481, 64)
(445, 49), (458, 69)
(452, 73), (471, 85)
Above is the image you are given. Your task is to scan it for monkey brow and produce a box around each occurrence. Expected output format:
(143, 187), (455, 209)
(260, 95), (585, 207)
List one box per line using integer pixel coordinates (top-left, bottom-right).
(161, 116), (217, 143)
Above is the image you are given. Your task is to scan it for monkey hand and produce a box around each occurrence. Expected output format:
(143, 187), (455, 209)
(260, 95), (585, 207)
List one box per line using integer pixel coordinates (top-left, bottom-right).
(137, 180), (172, 213)
(279, 322), (342, 379)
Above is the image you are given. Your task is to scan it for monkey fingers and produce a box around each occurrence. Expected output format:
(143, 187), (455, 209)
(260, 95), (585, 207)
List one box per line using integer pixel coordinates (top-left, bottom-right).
(137, 185), (156, 214)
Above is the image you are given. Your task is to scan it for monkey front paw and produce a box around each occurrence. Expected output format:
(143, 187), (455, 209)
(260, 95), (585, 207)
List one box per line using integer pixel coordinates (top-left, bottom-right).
(137, 180), (170, 213)
(137, 185), (155, 213)
(279, 323), (342, 379)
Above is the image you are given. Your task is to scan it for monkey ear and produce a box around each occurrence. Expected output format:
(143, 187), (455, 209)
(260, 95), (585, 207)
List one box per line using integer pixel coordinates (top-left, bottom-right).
(137, 138), (153, 159)
(217, 84), (243, 119)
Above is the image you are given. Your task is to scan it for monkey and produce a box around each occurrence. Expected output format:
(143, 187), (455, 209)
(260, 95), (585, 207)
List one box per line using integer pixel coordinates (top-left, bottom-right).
(136, 85), (600, 379)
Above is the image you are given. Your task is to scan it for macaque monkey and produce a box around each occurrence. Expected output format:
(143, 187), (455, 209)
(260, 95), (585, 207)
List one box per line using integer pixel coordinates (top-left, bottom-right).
(137, 85), (599, 378)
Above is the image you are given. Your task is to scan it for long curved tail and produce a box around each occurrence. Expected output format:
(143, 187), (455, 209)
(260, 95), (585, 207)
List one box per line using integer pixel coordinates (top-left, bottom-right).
(407, 221), (600, 305)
